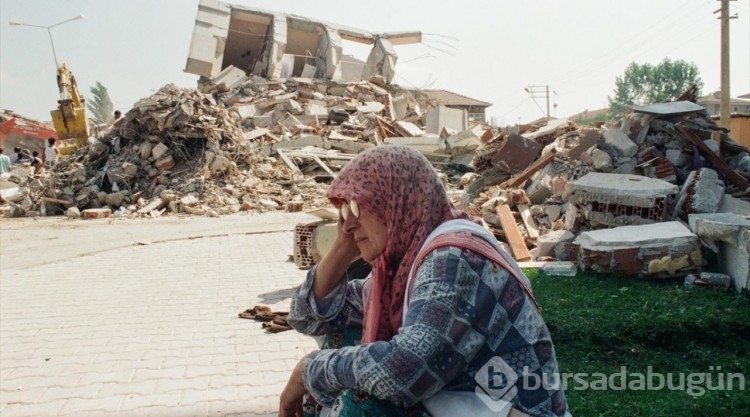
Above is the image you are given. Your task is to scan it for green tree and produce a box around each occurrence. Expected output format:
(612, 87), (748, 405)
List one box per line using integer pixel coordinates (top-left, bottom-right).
(86, 81), (114, 124)
(608, 58), (703, 119)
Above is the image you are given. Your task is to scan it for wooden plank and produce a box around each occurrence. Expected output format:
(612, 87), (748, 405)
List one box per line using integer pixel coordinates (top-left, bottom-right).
(674, 124), (748, 190)
(42, 197), (74, 208)
(516, 204), (539, 238)
(311, 155), (336, 177)
(500, 149), (556, 189)
(496, 204), (532, 261)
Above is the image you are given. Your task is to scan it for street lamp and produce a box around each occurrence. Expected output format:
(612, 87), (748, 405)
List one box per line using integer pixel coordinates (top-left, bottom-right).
(8, 14), (84, 69)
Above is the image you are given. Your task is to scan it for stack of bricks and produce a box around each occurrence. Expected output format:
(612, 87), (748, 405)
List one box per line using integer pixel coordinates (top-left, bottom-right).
(472, 147), (500, 173)
(293, 222), (318, 269)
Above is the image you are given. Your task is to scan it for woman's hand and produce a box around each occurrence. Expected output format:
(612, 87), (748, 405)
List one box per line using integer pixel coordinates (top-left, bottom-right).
(312, 215), (361, 299)
(279, 357), (307, 417)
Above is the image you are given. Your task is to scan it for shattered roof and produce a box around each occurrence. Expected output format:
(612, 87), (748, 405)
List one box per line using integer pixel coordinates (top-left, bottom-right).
(633, 101), (706, 116)
(420, 89), (492, 108)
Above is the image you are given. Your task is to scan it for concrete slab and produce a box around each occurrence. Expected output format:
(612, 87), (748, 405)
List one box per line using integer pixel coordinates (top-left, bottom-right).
(574, 221), (701, 278)
(567, 172), (678, 227)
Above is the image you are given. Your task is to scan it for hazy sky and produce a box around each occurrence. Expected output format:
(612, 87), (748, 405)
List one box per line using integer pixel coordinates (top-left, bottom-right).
(1, 0), (749, 126)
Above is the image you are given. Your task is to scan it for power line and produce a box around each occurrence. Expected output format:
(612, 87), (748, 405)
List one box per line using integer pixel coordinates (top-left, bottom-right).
(553, 1), (713, 87)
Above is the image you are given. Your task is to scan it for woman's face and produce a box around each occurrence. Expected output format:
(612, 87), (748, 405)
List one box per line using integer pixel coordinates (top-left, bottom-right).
(342, 203), (387, 262)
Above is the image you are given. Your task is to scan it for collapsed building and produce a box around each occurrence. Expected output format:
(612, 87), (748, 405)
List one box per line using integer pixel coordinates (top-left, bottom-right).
(1, 2), (748, 293)
(184, 0), (421, 85)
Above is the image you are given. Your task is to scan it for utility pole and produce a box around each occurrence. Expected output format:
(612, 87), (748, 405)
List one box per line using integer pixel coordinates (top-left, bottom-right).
(525, 85), (551, 119)
(715, 0), (737, 130)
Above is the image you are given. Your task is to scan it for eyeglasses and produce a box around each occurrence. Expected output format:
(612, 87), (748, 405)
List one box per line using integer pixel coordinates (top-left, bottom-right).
(340, 200), (360, 220)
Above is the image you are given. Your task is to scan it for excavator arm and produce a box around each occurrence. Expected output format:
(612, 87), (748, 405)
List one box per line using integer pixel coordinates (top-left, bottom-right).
(50, 63), (90, 152)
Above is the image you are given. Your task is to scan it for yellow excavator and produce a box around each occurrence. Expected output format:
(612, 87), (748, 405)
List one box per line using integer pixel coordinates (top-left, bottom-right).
(50, 63), (90, 156)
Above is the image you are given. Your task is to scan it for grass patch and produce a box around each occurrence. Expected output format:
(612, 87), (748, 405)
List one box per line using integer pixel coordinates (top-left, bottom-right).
(524, 269), (750, 417)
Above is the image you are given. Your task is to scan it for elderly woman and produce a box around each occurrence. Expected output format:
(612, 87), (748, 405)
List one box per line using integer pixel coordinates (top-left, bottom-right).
(280, 145), (570, 417)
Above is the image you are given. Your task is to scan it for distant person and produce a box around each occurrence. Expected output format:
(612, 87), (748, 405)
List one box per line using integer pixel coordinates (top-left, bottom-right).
(0, 147), (11, 174)
(108, 110), (125, 151)
(11, 147), (23, 164)
(29, 151), (45, 177)
(16, 148), (31, 164)
(112, 110), (124, 127)
(43, 137), (60, 168)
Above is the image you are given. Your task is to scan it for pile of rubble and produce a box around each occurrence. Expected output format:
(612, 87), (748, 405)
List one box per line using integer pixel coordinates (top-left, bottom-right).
(2, 67), (465, 218)
(1, 71), (748, 291)
(458, 96), (749, 292)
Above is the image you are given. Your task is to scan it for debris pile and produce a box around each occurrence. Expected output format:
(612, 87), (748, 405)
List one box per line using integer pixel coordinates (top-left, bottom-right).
(1, 72), (748, 291)
(456, 98), (749, 290)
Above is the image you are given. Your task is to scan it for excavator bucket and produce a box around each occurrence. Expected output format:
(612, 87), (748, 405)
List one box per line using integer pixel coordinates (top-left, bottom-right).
(50, 104), (89, 144)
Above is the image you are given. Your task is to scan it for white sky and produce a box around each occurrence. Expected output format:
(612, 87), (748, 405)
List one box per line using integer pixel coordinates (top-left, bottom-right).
(1, 0), (749, 126)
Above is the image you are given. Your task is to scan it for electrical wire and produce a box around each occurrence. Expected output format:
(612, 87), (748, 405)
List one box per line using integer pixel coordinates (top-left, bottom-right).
(553, 0), (713, 87)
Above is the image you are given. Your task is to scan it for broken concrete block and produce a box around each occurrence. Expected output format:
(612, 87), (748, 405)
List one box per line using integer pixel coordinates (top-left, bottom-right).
(0, 186), (26, 203)
(393, 120), (424, 137)
(19, 196), (33, 211)
(567, 129), (601, 160)
(82, 208), (112, 220)
(551, 176), (568, 198)
(252, 115), (273, 128)
(490, 134), (542, 174)
(138, 198), (166, 214)
(567, 173), (678, 227)
(182, 205), (207, 215)
(123, 163), (139, 177)
(545, 205), (562, 223)
(602, 127), (638, 158)
(719, 194), (750, 216)
(563, 203), (578, 231)
(235, 104), (258, 119)
(689, 213), (750, 292)
(104, 192), (127, 208)
(305, 100), (328, 116)
(574, 221), (701, 278)
(525, 163), (556, 205)
(425, 105), (468, 135)
(688, 168), (725, 214)
(273, 135), (324, 152)
(65, 206), (81, 219)
(384, 136), (445, 154)
(138, 140), (153, 160)
(537, 230), (574, 258)
(211, 65), (248, 91)
(6, 205), (24, 218)
(151, 143), (169, 160)
(244, 128), (269, 141)
(181, 195), (200, 206)
(446, 130), (482, 157)
(156, 155), (175, 171)
(209, 155), (230, 173)
(259, 198), (279, 209)
(592, 148), (613, 172)
(357, 101), (386, 114)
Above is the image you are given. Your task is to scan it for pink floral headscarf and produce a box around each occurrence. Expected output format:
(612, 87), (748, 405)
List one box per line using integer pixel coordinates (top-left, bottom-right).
(327, 145), (475, 343)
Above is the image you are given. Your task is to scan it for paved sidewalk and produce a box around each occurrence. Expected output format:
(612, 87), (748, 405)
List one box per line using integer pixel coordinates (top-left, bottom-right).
(0, 212), (324, 417)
